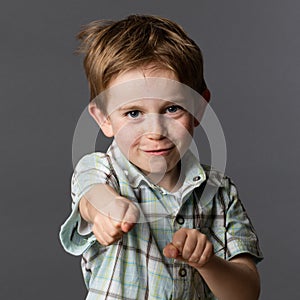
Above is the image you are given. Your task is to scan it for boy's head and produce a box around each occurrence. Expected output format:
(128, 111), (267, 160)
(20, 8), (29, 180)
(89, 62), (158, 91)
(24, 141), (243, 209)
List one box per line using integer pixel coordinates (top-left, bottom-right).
(77, 14), (209, 104)
(76, 15), (210, 189)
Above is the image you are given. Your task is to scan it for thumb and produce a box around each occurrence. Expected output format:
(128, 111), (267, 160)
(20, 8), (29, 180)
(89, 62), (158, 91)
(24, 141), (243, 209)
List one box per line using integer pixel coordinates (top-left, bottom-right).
(163, 243), (179, 258)
(121, 221), (135, 233)
(121, 202), (140, 232)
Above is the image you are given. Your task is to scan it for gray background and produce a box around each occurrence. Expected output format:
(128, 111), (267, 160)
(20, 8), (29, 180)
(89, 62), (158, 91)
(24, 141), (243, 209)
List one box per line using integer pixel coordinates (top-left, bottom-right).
(1, 0), (299, 299)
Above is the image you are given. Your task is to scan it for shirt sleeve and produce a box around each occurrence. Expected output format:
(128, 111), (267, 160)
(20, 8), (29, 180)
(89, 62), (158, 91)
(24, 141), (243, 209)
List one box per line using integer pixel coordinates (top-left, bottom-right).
(59, 152), (119, 256)
(224, 177), (264, 263)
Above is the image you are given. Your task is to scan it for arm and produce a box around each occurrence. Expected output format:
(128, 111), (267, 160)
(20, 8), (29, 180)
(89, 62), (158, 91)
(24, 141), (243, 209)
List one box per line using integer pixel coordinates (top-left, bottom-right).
(60, 153), (139, 254)
(164, 228), (260, 300)
(197, 253), (260, 300)
(79, 183), (139, 245)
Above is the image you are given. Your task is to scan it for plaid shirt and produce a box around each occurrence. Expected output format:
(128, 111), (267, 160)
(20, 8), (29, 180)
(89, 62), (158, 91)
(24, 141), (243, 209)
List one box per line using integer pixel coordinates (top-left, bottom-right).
(60, 141), (263, 300)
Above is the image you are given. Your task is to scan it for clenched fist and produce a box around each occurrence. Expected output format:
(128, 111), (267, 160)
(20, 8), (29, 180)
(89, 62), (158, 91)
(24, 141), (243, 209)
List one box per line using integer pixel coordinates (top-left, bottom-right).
(163, 228), (214, 268)
(79, 184), (140, 246)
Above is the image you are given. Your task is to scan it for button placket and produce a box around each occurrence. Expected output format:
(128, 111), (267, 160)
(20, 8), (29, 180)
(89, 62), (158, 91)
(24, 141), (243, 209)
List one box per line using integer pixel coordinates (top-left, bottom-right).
(173, 263), (189, 299)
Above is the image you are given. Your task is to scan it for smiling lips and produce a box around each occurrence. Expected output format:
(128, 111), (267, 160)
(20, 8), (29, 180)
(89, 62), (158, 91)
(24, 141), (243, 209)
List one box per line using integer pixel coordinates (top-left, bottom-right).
(141, 146), (176, 156)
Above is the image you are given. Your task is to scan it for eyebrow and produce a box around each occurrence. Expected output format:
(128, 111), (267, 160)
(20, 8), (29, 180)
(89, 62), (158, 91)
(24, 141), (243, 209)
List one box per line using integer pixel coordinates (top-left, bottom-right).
(117, 104), (144, 111)
(117, 99), (187, 112)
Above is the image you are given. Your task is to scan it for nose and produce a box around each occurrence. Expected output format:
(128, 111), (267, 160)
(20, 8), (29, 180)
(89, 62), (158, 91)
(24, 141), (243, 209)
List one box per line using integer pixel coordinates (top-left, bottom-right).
(144, 114), (167, 140)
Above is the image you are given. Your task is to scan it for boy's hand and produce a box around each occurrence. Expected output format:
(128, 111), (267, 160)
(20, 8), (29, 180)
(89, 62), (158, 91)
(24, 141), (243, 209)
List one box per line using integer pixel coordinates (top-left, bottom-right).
(163, 228), (214, 268)
(79, 184), (140, 246)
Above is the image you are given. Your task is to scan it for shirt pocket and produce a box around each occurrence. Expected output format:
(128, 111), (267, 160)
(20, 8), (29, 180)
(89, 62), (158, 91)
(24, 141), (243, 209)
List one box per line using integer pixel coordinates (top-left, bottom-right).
(198, 226), (227, 259)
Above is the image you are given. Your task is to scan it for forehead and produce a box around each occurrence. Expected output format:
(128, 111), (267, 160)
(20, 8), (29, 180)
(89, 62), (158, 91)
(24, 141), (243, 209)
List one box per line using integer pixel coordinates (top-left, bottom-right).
(108, 66), (178, 87)
(93, 76), (205, 118)
(106, 77), (193, 113)
(116, 98), (185, 111)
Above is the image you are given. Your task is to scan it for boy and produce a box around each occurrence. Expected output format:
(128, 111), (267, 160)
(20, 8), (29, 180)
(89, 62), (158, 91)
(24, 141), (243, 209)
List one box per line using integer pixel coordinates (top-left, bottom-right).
(60, 15), (263, 299)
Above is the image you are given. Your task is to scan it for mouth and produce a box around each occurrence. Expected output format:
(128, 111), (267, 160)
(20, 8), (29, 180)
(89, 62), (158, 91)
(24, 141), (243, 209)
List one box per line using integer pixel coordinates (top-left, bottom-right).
(141, 146), (175, 156)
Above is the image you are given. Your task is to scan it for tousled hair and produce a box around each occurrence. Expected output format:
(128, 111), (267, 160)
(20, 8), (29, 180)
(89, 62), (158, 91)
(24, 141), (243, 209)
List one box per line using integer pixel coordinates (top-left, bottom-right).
(76, 14), (207, 102)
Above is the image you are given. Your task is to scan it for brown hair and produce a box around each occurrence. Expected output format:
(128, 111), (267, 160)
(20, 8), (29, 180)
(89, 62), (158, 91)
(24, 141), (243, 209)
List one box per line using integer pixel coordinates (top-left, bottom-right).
(76, 14), (207, 102)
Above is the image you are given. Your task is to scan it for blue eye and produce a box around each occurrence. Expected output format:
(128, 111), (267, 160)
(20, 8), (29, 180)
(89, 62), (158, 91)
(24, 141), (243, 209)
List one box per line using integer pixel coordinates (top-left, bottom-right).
(166, 105), (181, 113)
(126, 110), (141, 119)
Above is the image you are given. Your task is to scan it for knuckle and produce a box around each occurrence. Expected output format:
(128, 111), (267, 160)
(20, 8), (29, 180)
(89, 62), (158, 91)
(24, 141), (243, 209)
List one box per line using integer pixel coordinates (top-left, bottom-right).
(112, 220), (122, 228)
(206, 241), (214, 254)
(190, 229), (198, 235)
(124, 213), (137, 223)
(93, 214), (104, 225)
(182, 251), (192, 260)
(182, 254), (189, 260)
(176, 228), (185, 235)
(92, 223), (100, 234)
(198, 231), (206, 239)
(174, 240), (182, 249)
(110, 230), (118, 238)
(111, 229), (122, 238)
(189, 254), (199, 263)
(105, 236), (117, 245)
(97, 236), (108, 246)
(200, 255), (209, 263)
(183, 246), (192, 255)
(116, 199), (129, 209)
(174, 230), (184, 240)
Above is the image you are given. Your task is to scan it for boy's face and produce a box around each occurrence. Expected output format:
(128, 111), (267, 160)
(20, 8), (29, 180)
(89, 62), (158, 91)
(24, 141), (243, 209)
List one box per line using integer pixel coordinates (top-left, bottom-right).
(90, 66), (200, 184)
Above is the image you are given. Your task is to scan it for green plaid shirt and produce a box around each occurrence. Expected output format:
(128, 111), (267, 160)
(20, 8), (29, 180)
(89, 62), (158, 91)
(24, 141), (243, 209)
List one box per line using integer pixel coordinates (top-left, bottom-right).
(60, 141), (263, 300)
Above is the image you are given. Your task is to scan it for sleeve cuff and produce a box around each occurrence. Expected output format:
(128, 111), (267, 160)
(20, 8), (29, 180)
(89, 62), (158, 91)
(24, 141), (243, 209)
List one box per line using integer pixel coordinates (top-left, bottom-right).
(59, 201), (96, 256)
(78, 217), (93, 236)
(227, 238), (264, 264)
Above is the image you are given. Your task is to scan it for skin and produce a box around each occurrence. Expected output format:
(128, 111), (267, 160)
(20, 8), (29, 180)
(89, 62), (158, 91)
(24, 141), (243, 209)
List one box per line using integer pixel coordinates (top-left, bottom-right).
(79, 65), (261, 299)
(90, 66), (199, 191)
(163, 229), (260, 300)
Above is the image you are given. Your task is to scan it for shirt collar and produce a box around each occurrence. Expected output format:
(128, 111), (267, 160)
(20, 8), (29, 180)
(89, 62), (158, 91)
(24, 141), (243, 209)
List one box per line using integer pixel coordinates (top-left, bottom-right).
(107, 139), (206, 193)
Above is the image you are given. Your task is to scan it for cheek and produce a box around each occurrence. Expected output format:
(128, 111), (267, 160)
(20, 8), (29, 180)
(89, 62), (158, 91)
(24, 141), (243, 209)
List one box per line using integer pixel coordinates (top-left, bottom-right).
(113, 122), (142, 152)
(168, 117), (194, 140)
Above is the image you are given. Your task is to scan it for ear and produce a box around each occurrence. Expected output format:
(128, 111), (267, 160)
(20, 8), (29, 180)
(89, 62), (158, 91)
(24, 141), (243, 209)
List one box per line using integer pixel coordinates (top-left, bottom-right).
(201, 88), (211, 102)
(193, 89), (211, 126)
(193, 118), (200, 127)
(88, 102), (114, 137)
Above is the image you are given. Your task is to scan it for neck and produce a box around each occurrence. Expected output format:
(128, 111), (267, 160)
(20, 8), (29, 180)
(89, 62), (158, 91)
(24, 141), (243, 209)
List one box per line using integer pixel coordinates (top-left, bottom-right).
(146, 164), (183, 192)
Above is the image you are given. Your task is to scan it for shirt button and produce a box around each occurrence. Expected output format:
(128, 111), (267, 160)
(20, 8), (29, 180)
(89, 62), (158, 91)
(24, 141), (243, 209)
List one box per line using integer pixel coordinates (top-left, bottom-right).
(176, 215), (185, 225)
(179, 267), (187, 277)
(193, 175), (201, 181)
